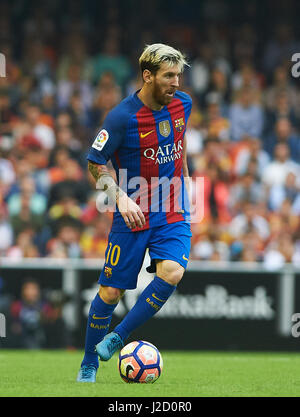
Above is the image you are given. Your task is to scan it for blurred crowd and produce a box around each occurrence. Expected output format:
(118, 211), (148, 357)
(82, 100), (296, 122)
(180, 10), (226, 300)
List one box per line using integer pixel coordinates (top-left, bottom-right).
(0, 0), (300, 269)
(0, 276), (70, 348)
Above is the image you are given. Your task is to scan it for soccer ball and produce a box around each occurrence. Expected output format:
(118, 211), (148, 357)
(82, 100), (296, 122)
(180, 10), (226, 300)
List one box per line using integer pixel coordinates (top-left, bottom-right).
(118, 340), (163, 383)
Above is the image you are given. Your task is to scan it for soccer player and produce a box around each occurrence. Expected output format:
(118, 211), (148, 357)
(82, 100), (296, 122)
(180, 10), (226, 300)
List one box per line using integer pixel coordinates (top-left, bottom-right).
(77, 43), (192, 382)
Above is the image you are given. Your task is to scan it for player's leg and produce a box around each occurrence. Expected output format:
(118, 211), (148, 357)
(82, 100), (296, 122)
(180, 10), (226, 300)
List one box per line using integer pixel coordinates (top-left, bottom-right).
(86, 229), (148, 363)
(97, 222), (191, 361)
(80, 286), (125, 366)
(77, 285), (125, 382)
(111, 259), (182, 342)
(77, 229), (134, 382)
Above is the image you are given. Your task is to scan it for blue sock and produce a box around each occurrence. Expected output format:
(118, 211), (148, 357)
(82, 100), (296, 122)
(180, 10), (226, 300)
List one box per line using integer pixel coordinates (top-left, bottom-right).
(114, 276), (176, 341)
(81, 293), (118, 368)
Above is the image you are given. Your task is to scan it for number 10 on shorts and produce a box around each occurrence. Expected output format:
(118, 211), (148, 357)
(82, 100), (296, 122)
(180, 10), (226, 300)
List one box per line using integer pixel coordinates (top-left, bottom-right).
(105, 243), (121, 266)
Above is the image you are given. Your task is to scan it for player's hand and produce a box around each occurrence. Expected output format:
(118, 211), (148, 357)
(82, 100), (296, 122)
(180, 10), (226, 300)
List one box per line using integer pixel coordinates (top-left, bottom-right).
(117, 194), (146, 229)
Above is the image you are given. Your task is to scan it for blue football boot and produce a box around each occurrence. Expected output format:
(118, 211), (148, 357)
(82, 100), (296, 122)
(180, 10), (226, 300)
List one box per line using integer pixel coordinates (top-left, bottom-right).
(76, 364), (97, 383)
(96, 332), (124, 361)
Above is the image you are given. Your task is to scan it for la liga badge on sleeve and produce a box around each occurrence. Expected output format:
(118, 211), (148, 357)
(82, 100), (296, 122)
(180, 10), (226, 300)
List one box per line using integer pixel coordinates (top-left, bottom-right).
(92, 129), (109, 151)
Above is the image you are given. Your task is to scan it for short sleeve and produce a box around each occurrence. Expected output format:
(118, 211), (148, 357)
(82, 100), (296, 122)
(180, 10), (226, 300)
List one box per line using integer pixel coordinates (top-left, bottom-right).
(87, 108), (127, 165)
(175, 91), (192, 127)
(183, 93), (192, 122)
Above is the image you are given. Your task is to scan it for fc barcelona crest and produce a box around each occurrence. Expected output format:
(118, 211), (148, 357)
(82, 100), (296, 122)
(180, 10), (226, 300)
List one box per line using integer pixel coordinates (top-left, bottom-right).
(175, 118), (185, 132)
(159, 120), (171, 137)
(104, 266), (112, 278)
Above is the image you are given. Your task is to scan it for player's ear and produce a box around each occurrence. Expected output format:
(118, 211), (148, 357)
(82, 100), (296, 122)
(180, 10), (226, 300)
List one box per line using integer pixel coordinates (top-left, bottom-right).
(142, 69), (153, 84)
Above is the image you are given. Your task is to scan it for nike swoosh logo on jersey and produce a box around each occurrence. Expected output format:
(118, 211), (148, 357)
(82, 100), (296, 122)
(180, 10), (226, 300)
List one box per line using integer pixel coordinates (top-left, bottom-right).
(182, 254), (189, 261)
(140, 130), (154, 138)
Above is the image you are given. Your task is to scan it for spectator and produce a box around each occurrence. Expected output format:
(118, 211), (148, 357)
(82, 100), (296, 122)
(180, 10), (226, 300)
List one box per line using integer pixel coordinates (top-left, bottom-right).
(189, 44), (212, 95)
(54, 128), (84, 166)
(38, 99), (55, 126)
(239, 247), (258, 262)
(233, 24), (257, 67)
(263, 232), (296, 269)
(264, 91), (299, 134)
(0, 149), (16, 189)
(263, 118), (300, 162)
(92, 37), (132, 89)
(231, 63), (262, 103)
(6, 228), (40, 259)
(0, 277), (11, 323)
(268, 172), (299, 211)
(0, 91), (15, 136)
(267, 199), (299, 249)
(192, 225), (230, 261)
(264, 65), (299, 112)
(22, 39), (53, 85)
(55, 111), (73, 130)
(9, 278), (68, 348)
(7, 175), (47, 217)
(234, 137), (270, 177)
(90, 71), (122, 130)
(10, 279), (50, 348)
(230, 229), (264, 262)
(56, 35), (92, 82)
(7, 156), (48, 199)
(229, 171), (266, 214)
(189, 43), (230, 100)
(48, 146), (77, 184)
(47, 158), (89, 207)
(9, 192), (44, 237)
(47, 216), (83, 258)
(262, 142), (300, 187)
(203, 97), (230, 142)
(48, 196), (82, 222)
(24, 104), (56, 150)
(0, 203), (13, 256)
(262, 23), (300, 76)
(185, 108), (203, 175)
(57, 63), (93, 111)
(228, 200), (270, 241)
(193, 136), (232, 177)
(201, 163), (231, 224)
(204, 67), (230, 115)
(80, 214), (111, 258)
(229, 87), (264, 141)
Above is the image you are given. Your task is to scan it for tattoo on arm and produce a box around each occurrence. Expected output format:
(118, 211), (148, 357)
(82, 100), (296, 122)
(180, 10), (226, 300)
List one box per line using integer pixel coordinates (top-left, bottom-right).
(88, 160), (104, 182)
(88, 161), (125, 203)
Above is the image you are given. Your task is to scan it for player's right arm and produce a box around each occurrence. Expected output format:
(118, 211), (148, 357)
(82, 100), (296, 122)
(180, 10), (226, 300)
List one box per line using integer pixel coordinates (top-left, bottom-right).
(88, 160), (145, 229)
(87, 108), (145, 230)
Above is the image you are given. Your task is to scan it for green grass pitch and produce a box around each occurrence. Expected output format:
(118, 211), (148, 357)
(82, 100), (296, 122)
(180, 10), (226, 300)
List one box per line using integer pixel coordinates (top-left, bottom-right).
(0, 350), (300, 397)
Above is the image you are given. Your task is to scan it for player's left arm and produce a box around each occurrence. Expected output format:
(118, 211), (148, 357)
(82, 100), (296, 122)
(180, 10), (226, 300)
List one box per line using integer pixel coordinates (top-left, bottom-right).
(182, 136), (191, 200)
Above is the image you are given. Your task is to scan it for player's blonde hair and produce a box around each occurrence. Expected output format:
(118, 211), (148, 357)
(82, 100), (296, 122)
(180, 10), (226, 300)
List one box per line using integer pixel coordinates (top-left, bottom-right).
(139, 43), (189, 75)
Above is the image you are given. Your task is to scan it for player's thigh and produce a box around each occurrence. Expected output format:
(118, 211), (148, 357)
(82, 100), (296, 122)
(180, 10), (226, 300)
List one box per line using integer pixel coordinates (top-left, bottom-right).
(148, 221), (192, 280)
(98, 230), (150, 290)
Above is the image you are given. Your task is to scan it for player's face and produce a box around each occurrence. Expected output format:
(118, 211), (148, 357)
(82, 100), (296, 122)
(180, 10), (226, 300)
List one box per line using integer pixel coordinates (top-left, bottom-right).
(152, 62), (182, 106)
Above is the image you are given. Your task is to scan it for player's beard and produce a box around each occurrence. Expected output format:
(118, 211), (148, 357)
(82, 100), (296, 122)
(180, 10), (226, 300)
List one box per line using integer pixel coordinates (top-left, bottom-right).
(152, 80), (175, 107)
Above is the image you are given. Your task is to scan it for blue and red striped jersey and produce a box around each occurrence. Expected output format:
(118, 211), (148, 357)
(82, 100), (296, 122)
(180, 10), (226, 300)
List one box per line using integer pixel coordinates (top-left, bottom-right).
(87, 90), (192, 232)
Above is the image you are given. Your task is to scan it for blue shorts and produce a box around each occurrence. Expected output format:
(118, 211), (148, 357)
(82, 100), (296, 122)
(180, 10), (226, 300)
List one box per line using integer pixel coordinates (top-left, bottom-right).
(98, 221), (192, 289)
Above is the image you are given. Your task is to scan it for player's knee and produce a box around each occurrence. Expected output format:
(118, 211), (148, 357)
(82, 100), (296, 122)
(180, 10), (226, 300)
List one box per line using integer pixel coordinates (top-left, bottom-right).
(162, 269), (183, 286)
(99, 286), (125, 304)
(156, 260), (184, 286)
